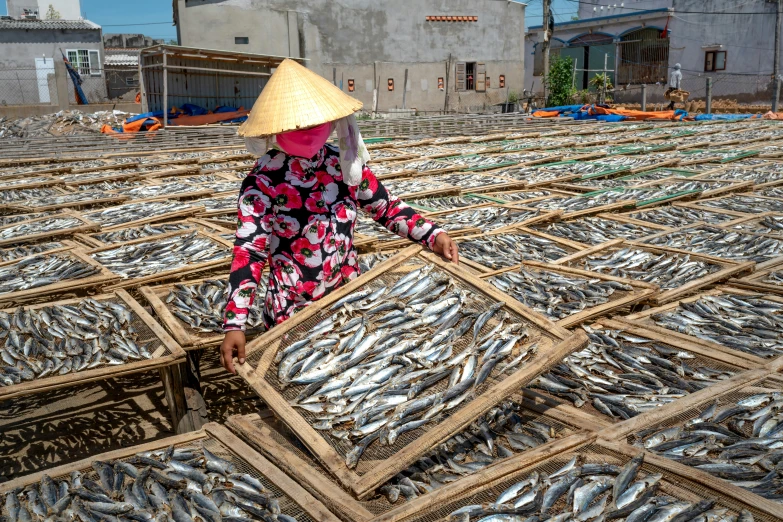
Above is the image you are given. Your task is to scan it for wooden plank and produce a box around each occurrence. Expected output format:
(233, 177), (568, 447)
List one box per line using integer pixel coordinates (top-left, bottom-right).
(0, 211), (100, 248)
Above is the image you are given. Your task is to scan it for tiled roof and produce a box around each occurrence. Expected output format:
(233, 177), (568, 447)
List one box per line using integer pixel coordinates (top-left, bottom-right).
(0, 18), (101, 30)
(105, 49), (140, 66)
(426, 16), (478, 22)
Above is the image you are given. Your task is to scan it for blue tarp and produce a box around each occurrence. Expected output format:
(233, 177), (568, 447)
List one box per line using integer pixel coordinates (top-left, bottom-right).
(694, 113), (760, 121)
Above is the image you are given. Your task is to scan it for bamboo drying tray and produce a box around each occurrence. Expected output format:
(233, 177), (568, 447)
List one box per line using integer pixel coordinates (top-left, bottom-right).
(633, 177), (755, 199)
(60, 169), (144, 189)
(236, 245), (588, 499)
(0, 245), (119, 308)
(0, 423), (342, 522)
(527, 213), (673, 249)
(619, 286), (783, 367)
(74, 219), (202, 248)
(225, 397), (602, 522)
(140, 275), (266, 350)
(478, 260), (658, 328)
(82, 198), (206, 231)
(422, 203), (561, 235)
(0, 289), (185, 403)
(87, 229), (233, 291)
(554, 238), (755, 305)
(0, 211), (99, 248)
(192, 191), (240, 218)
(620, 202), (750, 228)
(717, 211), (783, 239)
(728, 256), (783, 295)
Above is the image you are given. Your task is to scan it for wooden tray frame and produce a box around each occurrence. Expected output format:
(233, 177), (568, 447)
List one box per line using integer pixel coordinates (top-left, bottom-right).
(193, 191), (241, 218)
(0, 211), (100, 248)
(683, 192), (783, 215)
(728, 257), (783, 296)
(225, 399), (601, 522)
(618, 202), (750, 228)
(0, 423), (341, 522)
(422, 203), (561, 235)
(633, 177), (755, 199)
(140, 275), (266, 350)
(553, 238), (755, 305)
(619, 286), (783, 368)
(74, 219), (207, 249)
(61, 169), (143, 188)
(236, 245), (588, 499)
(478, 260), (658, 328)
(527, 213), (673, 250)
(369, 436), (783, 522)
(0, 193), (130, 214)
(83, 198), (206, 231)
(0, 288), (185, 402)
(87, 229), (233, 290)
(0, 245), (119, 307)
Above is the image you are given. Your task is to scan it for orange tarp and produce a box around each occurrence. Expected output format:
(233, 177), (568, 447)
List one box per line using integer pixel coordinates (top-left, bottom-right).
(532, 110), (561, 118)
(588, 106), (681, 120)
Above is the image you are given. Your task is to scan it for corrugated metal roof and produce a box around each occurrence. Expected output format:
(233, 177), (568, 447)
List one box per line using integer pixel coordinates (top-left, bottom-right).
(105, 49), (140, 66)
(0, 18), (101, 30)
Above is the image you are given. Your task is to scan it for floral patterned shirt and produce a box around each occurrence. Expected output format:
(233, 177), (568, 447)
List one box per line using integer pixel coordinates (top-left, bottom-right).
(223, 145), (444, 331)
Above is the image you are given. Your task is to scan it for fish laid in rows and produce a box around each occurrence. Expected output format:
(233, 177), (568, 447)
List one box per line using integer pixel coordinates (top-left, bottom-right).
(0, 213), (52, 227)
(651, 293), (783, 359)
(0, 297), (153, 386)
(280, 263), (535, 468)
(489, 167), (562, 183)
(446, 156), (516, 169)
(0, 176), (51, 188)
(628, 206), (737, 228)
(20, 191), (121, 209)
(0, 188), (59, 204)
(92, 232), (229, 280)
(198, 181), (241, 194)
(701, 168), (782, 185)
(92, 224), (195, 245)
(459, 233), (571, 269)
(76, 180), (143, 192)
(725, 215), (783, 236)
(576, 248), (720, 290)
(0, 217), (83, 241)
(401, 159), (454, 172)
(635, 392), (783, 503)
(447, 452), (749, 522)
(0, 253), (101, 295)
(116, 184), (210, 200)
(198, 195), (237, 213)
(490, 267), (633, 320)
(643, 225), (783, 263)
(536, 217), (660, 245)
(531, 327), (735, 419)
(408, 196), (482, 211)
(85, 201), (188, 228)
(491, 190), (552, 202)
(0, 442), (300, 521)
(758, 186), (783, 199)
(383, 179), (455, 195)
(438, 207), (541, 232)
(166, 279), (266, 333)
(762, 271), (783, 286)
(0, 242), (64, 263)
(378, 400), (562, 504)
(425, 173), (511, 190)
(699, 195), (783, 214)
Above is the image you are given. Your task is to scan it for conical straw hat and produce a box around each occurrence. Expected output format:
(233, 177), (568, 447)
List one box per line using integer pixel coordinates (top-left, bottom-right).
(238, 58), (363, 137)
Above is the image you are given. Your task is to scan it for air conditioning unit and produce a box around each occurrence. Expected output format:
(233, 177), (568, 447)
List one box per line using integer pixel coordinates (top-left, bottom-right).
(21, 9), (39, 19)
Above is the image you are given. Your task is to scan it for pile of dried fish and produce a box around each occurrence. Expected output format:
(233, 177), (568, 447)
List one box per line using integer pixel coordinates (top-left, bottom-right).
(493, 190), (552, 202)
(525, 192), (635, 213)
(92, 224), (195, 245)
(757, 186), (783, 199)
(635, 395), (783, 503)
(115, 184), (209, 200)
(358, 252), (394, 273)
(0, 213), (51, 226)
(378, 400), (563, 503)
(577, 248), (721, 290)
(701, 168), (782, 185)
(427, 173), (510, 190)
(643, 225), (783, 263)
(445, 452), (746, 522)
(402, 159), (455, 172)
(383, 178), (455, 195)
(20, 191), (120, 209)
(166, 279), (266, 333)
(459, 233), (571, 269)
(447, 155), (517, 169)
(537, 218), (661, 245)
(408, 196), (482, 210)
(0, 443), (299, 521)
(199, 181), (241, 193)
(0, 242), (64, 262)
(725, 215), (783, 236)
(490, 167), (562, 183)
(91, 232), (229, 279)
(490, 267), (633, 320)
(0, 176), (52, 188)
(0, 298), (154, 385)
(85, 201), (187, 228)
(0, 253), (101, 294)
(438, 207), (541, 232)
(60, 172), (133, 184)
(531, 327), (735, 418)
(651, 293), (783, 358)
(762, 271), (783, 285)
(699, 195), (783, 214)
(199, 194), (237, 213)
(539, 162), (620, 178)
(628, 206), (737, 227)
(76, 180), (142, 192)
(0, 216), (83, 240)
(281, 263), (535, 468)
(0, 188), (59, 204)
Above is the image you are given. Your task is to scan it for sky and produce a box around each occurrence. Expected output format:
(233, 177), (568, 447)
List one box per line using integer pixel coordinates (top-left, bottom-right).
(0, 0), (178, 40)
(0, 0), (570, 37)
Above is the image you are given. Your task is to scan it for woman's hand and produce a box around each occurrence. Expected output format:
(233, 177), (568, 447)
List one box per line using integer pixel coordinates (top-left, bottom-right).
(433, 233), (459, 264)
(220, 330), (246, 374)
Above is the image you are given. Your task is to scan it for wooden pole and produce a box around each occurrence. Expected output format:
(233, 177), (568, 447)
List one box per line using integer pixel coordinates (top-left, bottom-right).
(542, 0), (551, 101)
(402, 68), (409, 109)
(162, 51), (168, 129)
(774, 0), (782, 113)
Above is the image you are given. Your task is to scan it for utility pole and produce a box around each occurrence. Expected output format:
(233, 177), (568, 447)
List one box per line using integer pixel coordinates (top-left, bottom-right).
(542, 0), (552, 102)
(775, 0), (782, 113)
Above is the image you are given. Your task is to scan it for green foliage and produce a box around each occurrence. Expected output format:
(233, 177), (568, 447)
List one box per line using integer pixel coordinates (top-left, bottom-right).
(45, 4), (61, 19)
(574, 89), (593, 104)
(506, 91), (519, 104)
(545, 56), (576, 107)
(589, 73), (614, 92)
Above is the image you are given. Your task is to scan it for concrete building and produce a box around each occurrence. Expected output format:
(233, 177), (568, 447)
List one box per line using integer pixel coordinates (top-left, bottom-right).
(103, 33), (165, 49)
(104, 48), (140, 100)
(525, 0), (780, 105)
(6, 0), (81, 20)
(0, 0), (106, 105)
(173, 0), (526, 113)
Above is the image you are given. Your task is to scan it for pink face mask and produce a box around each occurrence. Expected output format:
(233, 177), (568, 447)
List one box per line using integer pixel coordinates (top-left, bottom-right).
(276, 123), (331, 158)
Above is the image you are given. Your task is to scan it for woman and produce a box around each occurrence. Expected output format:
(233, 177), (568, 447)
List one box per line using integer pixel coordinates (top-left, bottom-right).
(220, 59), (458, 374)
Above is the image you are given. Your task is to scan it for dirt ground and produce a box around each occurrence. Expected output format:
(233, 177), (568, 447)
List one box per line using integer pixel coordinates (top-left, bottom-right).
(0, 349), (262, 481)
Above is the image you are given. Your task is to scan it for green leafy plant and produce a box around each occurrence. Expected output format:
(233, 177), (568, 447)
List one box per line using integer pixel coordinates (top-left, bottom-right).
(545, 56), (576, 107)
(573, 89), (593, 104)
(506, 91), (519, 104)
(588, 74), (614, 92)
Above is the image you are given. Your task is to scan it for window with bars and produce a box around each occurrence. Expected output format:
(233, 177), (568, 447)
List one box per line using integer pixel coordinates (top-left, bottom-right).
(67, 49), (101, 77)
(705, 51), (726, 72)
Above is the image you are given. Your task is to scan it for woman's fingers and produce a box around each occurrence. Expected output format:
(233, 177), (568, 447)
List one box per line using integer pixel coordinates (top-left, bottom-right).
(237, 340), (246, 365)
(221, 342), (237, 374)
(450, 241), (460, 265)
